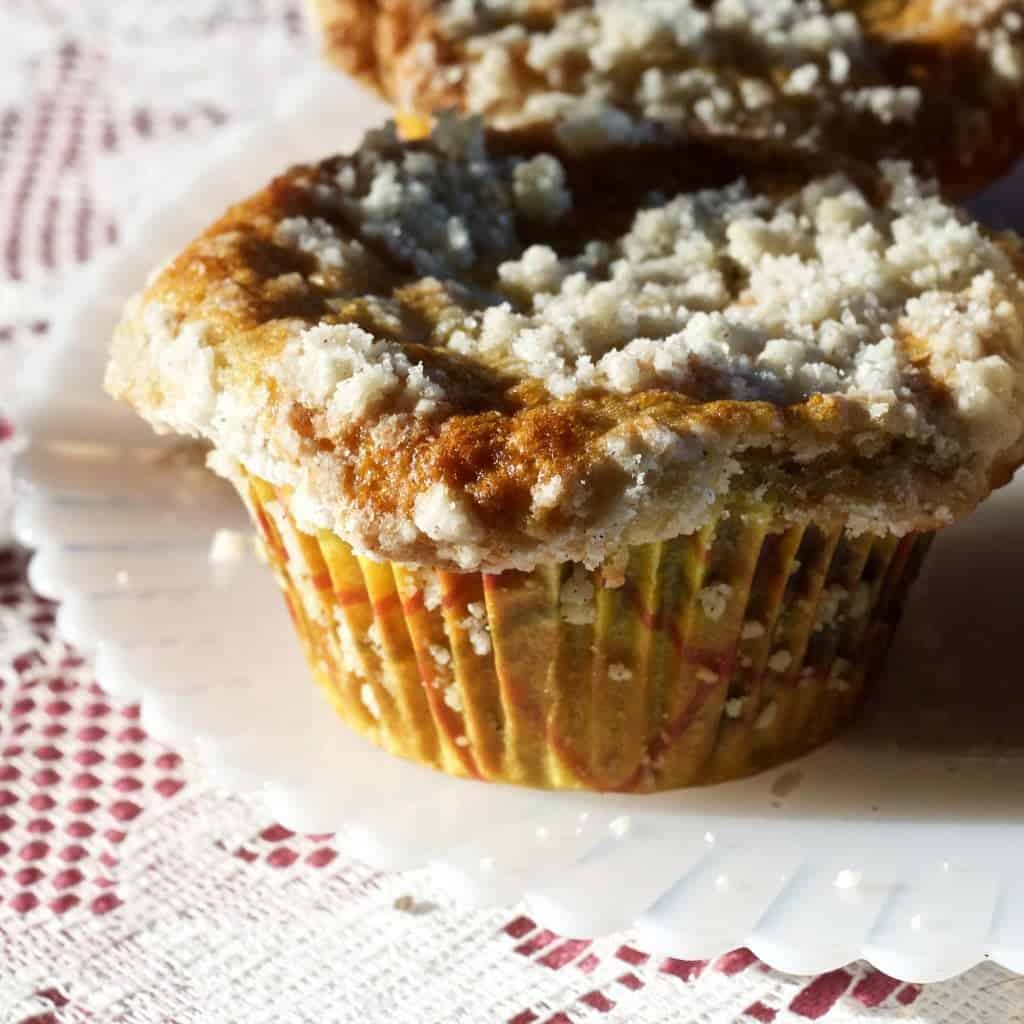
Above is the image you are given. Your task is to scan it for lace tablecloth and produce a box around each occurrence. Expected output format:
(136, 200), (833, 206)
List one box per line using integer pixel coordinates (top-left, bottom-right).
(2, 3), (1022, 1021)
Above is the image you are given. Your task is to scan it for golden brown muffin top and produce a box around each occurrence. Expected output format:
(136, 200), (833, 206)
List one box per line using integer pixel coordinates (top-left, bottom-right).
(106, 119), (1024, 571)
(308, 0), (1024, 197)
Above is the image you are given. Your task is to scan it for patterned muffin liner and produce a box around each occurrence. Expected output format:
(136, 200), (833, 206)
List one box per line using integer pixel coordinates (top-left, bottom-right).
(236, 473), (932, 792)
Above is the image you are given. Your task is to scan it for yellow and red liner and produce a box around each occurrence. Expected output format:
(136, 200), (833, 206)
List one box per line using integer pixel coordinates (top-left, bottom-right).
(239, 473), (931, 792)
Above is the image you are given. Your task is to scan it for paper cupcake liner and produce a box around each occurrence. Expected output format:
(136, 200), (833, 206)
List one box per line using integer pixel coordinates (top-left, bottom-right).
(236, 473), (932, 792)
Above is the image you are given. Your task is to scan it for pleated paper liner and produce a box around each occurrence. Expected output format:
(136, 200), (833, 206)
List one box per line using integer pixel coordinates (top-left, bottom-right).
(237, 473), (932, 792)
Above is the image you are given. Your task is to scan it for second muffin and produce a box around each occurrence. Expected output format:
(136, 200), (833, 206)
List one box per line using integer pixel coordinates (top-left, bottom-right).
(308, 0), (1024, 197)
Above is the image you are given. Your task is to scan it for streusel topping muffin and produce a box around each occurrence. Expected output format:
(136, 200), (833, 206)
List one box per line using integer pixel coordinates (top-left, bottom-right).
(308, 0), (1024, 195)
(105, 120), (1024, 789)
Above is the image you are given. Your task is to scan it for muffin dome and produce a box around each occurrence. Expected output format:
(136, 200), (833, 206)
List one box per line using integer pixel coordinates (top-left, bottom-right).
(106, 119), (1024, 572)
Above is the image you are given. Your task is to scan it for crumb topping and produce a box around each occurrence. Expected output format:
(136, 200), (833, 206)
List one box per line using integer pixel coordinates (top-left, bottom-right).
(741, 619), (765, 640)
(724, 696), (746, 718)
(697, 583), (732, 622)
(274, 125), (1024, 453)
(453, 0), (925, 151)
(107, 120), (1024, 572)
(458, 599), (492, 655)
(560, 565), (597, 624)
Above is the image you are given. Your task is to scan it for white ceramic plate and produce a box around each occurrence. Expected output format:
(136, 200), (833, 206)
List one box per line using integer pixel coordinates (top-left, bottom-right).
(9, 72), (1024, 984)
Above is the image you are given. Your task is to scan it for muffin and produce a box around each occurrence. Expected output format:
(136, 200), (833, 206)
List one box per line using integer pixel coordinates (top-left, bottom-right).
(105, 119), (1024, 790)
(307, 0), (1024, 197)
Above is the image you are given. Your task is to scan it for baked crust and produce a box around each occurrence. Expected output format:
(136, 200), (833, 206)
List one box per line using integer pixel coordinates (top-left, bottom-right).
(307, 0), (1024, 197)
(106, 122), (1024, 572)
